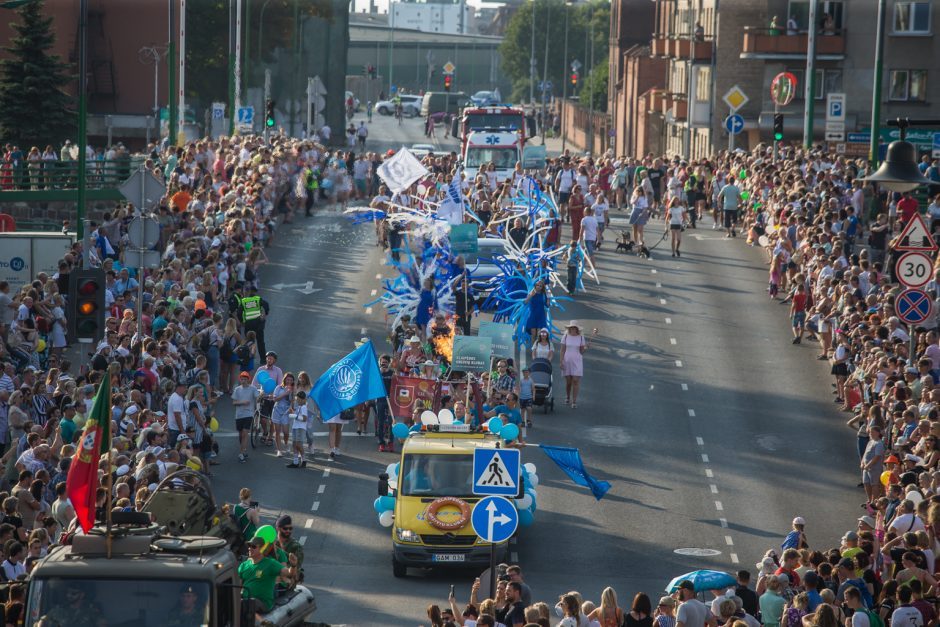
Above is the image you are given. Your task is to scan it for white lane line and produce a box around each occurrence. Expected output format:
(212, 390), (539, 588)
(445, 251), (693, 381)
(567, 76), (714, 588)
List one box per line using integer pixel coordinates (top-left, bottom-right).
(660, 298), (667, 305)
(725, 536), (734, 546)
(366, 306), (373, 315)
(375, 273), (382, 279)
(705, 468), (714, 478)
(317, 484), (326, 494)
(715, 501), (724, 511)
(360, 327), (366, 335)
(298, 536), (308, 546)
(675, 360), (683, 367)
(681, 383), (688, 391)
(656, 282), (662, 288)
(311, 501), (320, 511)
(688, 409), (696, 417)
(719, 518), (728, 528)
(701, 454), (710, 463)
(730, 553), (740, 564)
(695, 437), (704, 445)
(651, 269), (658, 274)
(665, 317), (672, 324)
(305, 518), (314, 529)
(370, 289), (377, 296)
(323, 468), (331, 477)
(710, 484), (719, 494)
(670, 338), (677, 345)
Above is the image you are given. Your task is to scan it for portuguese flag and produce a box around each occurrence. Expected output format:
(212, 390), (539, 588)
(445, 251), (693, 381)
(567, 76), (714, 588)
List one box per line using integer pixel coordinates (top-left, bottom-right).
(66, 377), (112, 533)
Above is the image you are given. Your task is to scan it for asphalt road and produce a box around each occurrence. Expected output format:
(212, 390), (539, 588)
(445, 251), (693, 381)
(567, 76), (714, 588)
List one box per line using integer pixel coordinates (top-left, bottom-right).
(210, 115), (860, 625)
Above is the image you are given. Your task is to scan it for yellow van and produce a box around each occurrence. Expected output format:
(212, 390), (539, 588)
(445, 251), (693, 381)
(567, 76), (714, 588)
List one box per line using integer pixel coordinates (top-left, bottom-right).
(384, 427), (521, 577)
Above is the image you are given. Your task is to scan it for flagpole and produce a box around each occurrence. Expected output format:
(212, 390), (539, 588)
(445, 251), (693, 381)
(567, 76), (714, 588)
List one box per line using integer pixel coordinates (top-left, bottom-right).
(104, 379), (114, 558)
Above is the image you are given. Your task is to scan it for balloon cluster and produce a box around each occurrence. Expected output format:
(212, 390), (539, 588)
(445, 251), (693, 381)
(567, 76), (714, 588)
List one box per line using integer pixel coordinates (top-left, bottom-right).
(517, 462), (539, 528)
(374, 486), (396, 528)
(256, 370), (276, 394)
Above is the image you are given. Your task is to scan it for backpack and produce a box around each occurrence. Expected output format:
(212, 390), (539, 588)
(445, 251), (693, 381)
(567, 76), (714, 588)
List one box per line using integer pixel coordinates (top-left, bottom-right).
(236, 343), (252, 363)
(858, 608), (884, 627)
(220, 335), (234, 361)
(199, 329), (211, 354)
(846, 578), (875, 609)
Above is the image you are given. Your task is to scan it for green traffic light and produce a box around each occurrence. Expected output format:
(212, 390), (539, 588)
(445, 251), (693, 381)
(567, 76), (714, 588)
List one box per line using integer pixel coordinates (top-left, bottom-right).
(266, 117), (275, 128)
(774, 132), (784, 141)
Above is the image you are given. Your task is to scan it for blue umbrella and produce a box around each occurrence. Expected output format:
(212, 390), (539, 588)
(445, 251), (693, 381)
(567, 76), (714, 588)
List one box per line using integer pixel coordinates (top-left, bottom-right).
(666, 570), (737, 593)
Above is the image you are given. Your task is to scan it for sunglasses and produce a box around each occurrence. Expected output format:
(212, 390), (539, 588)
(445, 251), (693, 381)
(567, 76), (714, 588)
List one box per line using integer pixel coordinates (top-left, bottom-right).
(280, 526), (293, 531)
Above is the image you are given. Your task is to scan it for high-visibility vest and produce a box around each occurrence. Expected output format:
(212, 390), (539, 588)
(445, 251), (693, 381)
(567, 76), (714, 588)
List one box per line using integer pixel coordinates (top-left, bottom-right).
(241, 295), (262, 322)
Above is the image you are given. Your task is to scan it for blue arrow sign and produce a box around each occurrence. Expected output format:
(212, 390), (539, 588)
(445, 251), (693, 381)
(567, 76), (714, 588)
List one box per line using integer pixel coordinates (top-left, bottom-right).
(237, 107), (254, 124)
(896, 288), (933, 325)
(473, 448), (520, 496)
(724, 114), (744, 135)
(471, 496), (519, 543)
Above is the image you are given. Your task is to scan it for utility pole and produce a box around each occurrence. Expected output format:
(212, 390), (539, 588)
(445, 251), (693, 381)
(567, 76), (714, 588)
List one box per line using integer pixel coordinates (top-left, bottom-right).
(168, 0), (177, 147)
(587, 1), (594, 155)
(529, 0), (536, 106)
(178, 0), (186, 144)
(77, 0), (88, 241)
(560, 2), (569, 153)
(803, 0), (819, 147)
(869, 0), (887, 167)
(234, 0), (242, 127)
(540, 3), (551, 144)
(682, 2), (694, 158)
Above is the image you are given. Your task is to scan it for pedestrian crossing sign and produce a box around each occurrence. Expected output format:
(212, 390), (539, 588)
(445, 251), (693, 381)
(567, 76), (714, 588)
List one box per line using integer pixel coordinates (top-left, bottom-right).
(473, 448), (521, 496)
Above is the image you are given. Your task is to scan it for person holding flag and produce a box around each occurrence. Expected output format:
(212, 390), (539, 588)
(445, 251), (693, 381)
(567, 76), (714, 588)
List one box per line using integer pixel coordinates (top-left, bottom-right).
(311, 339), (389, 458)
(66, 376), (111, 533)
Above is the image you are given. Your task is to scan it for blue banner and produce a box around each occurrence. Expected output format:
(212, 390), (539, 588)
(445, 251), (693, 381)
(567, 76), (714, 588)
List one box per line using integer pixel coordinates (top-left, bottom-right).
(539, 444), (611, 501)
(311, 341), (387, 419)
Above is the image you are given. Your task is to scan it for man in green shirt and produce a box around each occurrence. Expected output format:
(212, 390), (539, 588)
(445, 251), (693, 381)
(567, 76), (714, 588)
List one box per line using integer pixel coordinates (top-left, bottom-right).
(239, 536), (297, 614)
(59, 402), (78, 444)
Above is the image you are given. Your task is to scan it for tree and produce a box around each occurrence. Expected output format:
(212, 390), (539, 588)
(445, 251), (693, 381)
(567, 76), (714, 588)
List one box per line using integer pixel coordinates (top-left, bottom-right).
(499, 0), (609, 103)
(579, 59), (608, 113)
(0, 0), (74, 148)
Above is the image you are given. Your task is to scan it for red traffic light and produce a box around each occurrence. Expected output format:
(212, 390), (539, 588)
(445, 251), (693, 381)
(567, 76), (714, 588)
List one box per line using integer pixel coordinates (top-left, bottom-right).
(77, 279), (98, 296)
(570, 73), (578, 85)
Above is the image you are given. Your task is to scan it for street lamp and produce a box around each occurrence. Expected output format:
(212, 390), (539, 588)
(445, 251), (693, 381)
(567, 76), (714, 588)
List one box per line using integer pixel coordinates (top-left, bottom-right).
(560, 0), (570, 152)
(863, 140), (931, 192)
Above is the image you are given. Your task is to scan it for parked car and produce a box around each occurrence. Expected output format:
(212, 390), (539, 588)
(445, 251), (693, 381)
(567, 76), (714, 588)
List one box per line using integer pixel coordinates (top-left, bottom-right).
(375, 95), (422, 117)
(410, 144), (437, 157)
(469, 90), (500, 107)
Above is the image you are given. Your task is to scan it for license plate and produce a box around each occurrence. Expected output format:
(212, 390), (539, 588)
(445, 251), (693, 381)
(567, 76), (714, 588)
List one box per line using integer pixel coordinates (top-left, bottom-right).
(432, 553), (465, 563)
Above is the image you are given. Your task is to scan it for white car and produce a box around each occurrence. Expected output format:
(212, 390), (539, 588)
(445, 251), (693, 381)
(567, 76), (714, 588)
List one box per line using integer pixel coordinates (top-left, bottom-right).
(375, 95), (421, 117)
(410, 144), (437, 157)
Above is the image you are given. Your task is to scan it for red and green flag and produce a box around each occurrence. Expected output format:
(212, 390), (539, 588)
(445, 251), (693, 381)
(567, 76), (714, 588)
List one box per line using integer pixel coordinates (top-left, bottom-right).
(66, 377), (112, 533)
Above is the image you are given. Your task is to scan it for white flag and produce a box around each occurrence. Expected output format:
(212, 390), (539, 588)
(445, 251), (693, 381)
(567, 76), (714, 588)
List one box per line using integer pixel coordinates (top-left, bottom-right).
(377, 148), (430, 194)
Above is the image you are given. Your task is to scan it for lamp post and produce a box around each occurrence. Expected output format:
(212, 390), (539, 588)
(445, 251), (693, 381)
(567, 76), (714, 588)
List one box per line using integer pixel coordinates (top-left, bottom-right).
(869, 0), (887, 168)
(560, 0), (570, 153)
(540, 3), (551, 144)
(529, 0), (536, 106)
(863, 118), (940, 191)
(586, 1), (594, 155)
(802, 0), (818, 148)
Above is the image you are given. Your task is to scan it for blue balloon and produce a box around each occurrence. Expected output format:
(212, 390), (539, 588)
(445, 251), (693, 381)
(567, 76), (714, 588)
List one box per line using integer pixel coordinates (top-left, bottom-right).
(409, 424), (422, 433)
(518, 508), (534, 527)
(373, 497), (384, 514)
(379, 495), (396, 511)
(256, 371), (271, 384)
(487, 417), (503, 435)
(526, 488), (538, 512)
(392, 422), (410, 440)
(262, 378), (276, 394)
(500, 423), (520, 442)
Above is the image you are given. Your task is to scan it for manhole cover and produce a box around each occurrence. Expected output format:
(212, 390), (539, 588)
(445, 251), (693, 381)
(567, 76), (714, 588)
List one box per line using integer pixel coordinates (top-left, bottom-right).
(674, 548), (722, 556)
(584, 426), (632, 447)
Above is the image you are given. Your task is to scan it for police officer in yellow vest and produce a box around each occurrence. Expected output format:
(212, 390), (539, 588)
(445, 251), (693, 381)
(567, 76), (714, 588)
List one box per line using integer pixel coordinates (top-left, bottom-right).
(232, 283), (270, 359)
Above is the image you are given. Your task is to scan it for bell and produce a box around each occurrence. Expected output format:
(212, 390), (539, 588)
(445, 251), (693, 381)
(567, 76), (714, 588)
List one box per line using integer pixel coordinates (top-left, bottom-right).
(863, 140), (932, 192)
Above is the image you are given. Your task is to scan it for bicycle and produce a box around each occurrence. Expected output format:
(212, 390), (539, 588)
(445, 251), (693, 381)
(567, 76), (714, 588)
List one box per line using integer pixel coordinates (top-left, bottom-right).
(251, 396), (275, 449)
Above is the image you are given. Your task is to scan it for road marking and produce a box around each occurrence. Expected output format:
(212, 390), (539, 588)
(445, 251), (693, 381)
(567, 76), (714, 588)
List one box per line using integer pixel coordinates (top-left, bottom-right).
(725, 536), (734, 546)
(701, 454), (709, 463)
(719, 518), (728, 528)
(656, 282), (662, 288)
(311, 501), (320, 511)
(675, 360), (683, 367)
(360, 327), (367, 335)
(366, 306), (373, 315)
(665, 317), (672, 324)
(710, 484), (719, 494)
(681, 383), (688, 391)
(715, 501), (723, 511)
(305, 518), (314, 529)
(323, 468), (331, 478)
(688, 409), (696, 417)
(651, 269), (657, 274)
(670, 338), (677, 345)
(317, 484), (326, 494)
(298, 536), (308, 546)
(375, 273), (382, 279)
(660, 298), (667, 305)
(695, 437), (704, 445)
(730, 553), (740, 564)
(370, 289), (377, 296)
(705, 468), (713, 478)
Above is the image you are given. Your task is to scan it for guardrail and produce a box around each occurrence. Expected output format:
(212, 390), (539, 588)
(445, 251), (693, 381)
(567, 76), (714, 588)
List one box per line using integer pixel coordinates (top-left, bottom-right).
(0, 158), (149, 203)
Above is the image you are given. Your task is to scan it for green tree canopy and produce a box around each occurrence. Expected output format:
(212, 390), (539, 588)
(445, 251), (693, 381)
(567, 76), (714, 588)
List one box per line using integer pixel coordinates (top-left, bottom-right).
(499, 0), (609, 104)
(579, 58), (608, 113)
(0, 0), (74, 148)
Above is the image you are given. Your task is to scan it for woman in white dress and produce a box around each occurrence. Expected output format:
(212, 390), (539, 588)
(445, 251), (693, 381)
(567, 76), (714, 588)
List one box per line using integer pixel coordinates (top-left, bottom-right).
(50, 294), (67, 357)
(531, 328), (554, 362)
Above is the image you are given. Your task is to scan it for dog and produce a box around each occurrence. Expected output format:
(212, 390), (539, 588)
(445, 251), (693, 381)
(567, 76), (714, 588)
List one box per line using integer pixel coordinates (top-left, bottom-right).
(616, 231), (651, 258)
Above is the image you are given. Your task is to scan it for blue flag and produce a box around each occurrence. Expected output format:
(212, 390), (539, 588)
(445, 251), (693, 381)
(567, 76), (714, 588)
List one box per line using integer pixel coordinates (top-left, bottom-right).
(539, 444), (611, 500)
(311, 341), (387, 419)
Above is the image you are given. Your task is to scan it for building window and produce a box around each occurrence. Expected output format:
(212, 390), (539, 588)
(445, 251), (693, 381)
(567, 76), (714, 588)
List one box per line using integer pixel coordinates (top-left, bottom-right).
(787, 1), (844, 32)
(788, 68), (842, 100)
(888, 70), (928, 101)
(893, 2), (931, 34)
(695, 67), (711, 102)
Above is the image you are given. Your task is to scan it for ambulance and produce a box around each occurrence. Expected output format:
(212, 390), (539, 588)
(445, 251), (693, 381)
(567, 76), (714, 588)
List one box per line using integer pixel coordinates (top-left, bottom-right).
(462, 131), (522, 187)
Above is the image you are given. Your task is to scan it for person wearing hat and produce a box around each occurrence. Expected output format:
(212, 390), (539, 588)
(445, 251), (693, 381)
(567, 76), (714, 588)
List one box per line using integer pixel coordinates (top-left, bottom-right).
(418, 359), (438, 381)
(398, 335), (425, 374)
(238, 535), (298, 615)
(275, 514), (304, 578)
(654, 595), (677, 627)
(560, 321), (596, 409)
(675, 579), (716, 627)
(781, 517), (808, 551)
(166, 583), (207, 627)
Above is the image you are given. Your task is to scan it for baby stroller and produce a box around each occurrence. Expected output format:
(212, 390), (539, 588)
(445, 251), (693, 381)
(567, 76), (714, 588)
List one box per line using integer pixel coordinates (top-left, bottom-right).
(530, 358), (554, 414)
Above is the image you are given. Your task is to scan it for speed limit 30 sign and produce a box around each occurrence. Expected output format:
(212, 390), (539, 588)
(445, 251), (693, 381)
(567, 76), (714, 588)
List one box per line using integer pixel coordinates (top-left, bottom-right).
(896, 252), (934, 289)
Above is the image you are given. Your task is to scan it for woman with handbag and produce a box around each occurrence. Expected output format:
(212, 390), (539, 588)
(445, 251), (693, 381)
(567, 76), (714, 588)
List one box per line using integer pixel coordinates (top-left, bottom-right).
(560, 321), (596, 409)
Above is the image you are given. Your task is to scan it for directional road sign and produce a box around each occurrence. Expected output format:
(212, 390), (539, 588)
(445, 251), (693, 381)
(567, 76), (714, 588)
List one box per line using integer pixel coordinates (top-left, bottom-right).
(211, 102), (225, 119)
(470, 496), (519, 544)
(895, 214), (938, 252)
(896, 252), (934, 289)
(473, 448), (520, 496)
(933, 132), (940, 159)
(722, 85), (748, 113)
(724, 114), (744, 135)
(237, 107), (254, 125)
(443, 61), (456, 74)
(896, 289), (933, 325)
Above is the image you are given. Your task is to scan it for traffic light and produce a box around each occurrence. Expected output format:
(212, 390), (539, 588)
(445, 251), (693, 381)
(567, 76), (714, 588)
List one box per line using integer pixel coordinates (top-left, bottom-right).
(570, 72), (579, 87)
(265, 99), (276, 128)
(444, 74), (452, 92)
(773, 113), (784, 141)
(68, 269), (105, 344)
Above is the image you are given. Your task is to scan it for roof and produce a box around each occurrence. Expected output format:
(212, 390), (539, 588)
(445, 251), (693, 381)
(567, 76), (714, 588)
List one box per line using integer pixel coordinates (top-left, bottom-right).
(401, 432), (502, 454)
(349, 23), (503, 45)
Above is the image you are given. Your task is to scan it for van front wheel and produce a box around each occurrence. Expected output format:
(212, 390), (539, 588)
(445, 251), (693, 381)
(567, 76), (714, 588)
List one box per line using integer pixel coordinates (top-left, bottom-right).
(392, 557), (407, 578)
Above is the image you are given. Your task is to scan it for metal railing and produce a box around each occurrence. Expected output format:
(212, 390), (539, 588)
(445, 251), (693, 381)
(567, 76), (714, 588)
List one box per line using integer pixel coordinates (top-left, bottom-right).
(0, 157), (146, 192)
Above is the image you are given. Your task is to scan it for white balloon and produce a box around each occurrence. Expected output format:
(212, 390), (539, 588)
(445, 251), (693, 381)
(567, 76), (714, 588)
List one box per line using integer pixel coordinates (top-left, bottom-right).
(523, 463), (537, 475)
(907, 490), (924, 505)
(438, 409), (455, 425)
(417, 184), (427, 196)
(421, 410), (439, 425)
(529, 473), (539, 487)
(516, 494), (533, 510)
(379, 510), (394, 527)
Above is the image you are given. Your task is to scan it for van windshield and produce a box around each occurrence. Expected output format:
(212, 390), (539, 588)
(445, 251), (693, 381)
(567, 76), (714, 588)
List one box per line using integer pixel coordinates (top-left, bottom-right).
(26, 578), (211, 627)
(400, 454), (474, 497)
(466, 147), (518, 169)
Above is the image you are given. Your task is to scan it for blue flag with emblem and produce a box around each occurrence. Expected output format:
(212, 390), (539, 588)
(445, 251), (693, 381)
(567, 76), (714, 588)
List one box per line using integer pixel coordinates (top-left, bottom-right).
(311, 341), (387, 419)
(539, 444), (611, 500)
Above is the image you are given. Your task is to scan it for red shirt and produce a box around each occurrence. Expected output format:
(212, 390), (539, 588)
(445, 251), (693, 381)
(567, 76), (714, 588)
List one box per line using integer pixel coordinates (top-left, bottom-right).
(898, 196), (919, 224)
(792, 292), (807, 313)
(774, 566), (801, 587)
